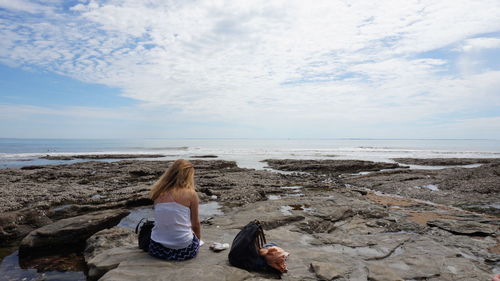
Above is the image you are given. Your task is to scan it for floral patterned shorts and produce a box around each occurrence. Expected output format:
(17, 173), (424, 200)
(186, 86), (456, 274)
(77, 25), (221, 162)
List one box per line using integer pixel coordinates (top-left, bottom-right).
(149, 236), (200, 261)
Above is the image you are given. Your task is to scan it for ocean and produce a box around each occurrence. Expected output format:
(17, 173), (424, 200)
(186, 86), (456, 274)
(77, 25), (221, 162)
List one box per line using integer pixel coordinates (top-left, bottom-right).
(1, 138), (500, 169)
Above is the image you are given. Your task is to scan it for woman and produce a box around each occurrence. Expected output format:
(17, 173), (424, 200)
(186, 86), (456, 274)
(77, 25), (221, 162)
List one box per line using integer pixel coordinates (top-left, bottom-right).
(148, 159), (201, 261)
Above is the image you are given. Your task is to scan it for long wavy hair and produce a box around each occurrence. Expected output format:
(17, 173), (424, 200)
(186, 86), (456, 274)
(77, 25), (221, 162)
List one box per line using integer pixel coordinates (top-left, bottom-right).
(150, 159), (195, 201)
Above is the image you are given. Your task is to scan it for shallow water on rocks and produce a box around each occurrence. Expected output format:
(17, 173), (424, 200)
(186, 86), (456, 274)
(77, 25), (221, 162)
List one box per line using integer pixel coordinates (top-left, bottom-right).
(267, 186), (305, 201)
(118, 201), (224, 228)
(474, 203), (500, 210)
(267, 185), (305, 201)
(280, 205), (294, 215)
(404, 163), (483, 170)
(281, 185), (303, 194)
(0, 251), (86, 281)
(280, 204), (314, 216)
(494, 262), (500, 274)
(414, 184), (439, 191)
(281, 185), (302, 190)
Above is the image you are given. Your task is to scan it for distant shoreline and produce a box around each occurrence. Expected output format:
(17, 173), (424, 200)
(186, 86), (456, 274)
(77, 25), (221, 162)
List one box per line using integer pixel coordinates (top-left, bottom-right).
(1, 137), (499, 140)
(2, 138), (500, 170)
(39, 154), (166, 160)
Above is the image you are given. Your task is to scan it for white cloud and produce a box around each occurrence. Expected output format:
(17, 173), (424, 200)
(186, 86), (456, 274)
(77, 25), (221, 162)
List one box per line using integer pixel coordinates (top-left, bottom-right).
(1, 0), (500, 138)
(0, 0), (51, 14)
(459, 37), (500, 52)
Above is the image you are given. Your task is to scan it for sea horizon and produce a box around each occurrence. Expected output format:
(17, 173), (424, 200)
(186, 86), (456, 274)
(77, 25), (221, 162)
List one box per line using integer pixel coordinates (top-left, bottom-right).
(1, 137), (499, 140)
(2, 137), (500, 170)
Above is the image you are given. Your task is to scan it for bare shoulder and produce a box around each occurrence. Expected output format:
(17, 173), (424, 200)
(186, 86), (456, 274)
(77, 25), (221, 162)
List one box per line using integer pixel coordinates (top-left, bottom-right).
(174, 189), (198, 206)
(189, 189), (199, 204)
(178, 188), (197, 198)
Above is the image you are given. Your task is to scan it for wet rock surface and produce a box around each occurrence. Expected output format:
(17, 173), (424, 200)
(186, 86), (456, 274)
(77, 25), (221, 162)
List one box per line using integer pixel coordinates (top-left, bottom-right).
(19, 209), (130, 256)
(18, 252), (87, 273)
(393, 157), (500, 166)
(190, 155), (218, 158)
(40, 154), (166, 160)
(84, 227), (137, 261)
(427, 218), (498, 236)
(261, 159), (499, 216)
(343, 162), (500, 215)
(264, 159), (405, 174)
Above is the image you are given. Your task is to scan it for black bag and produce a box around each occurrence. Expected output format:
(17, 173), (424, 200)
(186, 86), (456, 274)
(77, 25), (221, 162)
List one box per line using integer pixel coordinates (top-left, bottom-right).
(135, 218), (154, 252)
(228, 220), (269, 271)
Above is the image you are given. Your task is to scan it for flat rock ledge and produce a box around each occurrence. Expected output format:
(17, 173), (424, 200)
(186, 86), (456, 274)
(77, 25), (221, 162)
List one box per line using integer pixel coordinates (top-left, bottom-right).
(19, 209), (129, 256)
(84, 192), (499, 281)
(85, 227), (254, 281)
(427, 218), (498, 236)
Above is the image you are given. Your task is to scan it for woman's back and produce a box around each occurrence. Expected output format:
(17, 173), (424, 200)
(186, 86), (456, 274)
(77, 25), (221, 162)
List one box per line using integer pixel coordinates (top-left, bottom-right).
(148, 159), (201, 261)
(151, 198), (193, 249)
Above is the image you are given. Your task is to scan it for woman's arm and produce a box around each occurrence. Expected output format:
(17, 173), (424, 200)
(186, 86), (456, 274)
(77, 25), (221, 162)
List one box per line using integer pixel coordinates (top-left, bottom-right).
(190, 191), (201, 239)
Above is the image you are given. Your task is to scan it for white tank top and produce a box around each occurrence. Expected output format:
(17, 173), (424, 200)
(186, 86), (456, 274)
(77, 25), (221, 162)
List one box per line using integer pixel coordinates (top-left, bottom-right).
(151, 202), (193, 249)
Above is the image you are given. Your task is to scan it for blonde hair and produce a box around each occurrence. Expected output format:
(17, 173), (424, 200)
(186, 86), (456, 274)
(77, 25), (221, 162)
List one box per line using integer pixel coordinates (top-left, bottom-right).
(150, 159), (195, 201)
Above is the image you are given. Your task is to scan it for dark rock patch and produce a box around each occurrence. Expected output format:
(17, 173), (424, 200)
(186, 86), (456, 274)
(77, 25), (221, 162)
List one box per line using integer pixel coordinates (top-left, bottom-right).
(260, 215), (305, 230)
(18, 252), (87, 273)
(427, 219), (498, 236)
(40, 154), (166, 160)
(297, 219), (337, 234)
(20, 165), (45, 170)
(393, 157), (500, 166)
(190, 155), (218, 158)
(264, 159), (405, 174)
(19, 209), (130, 257)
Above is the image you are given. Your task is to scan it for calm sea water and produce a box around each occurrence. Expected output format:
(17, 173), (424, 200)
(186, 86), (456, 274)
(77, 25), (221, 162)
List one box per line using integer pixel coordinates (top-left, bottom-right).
(1, 138), (500, 169)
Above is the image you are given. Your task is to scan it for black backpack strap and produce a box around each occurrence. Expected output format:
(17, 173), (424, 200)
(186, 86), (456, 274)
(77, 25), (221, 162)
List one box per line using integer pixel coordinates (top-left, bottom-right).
(254, 220), (266, 249)
(260, 223), (266, 246)
(135, 218), (146, 234)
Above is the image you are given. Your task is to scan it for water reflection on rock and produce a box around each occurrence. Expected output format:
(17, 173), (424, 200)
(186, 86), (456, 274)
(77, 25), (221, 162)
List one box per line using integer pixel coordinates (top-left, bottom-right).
(0, 251), (86, 281)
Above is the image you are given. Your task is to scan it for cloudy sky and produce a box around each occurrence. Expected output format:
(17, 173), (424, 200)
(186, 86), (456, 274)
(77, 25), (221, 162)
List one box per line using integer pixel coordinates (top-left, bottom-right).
(1, 0), (499, 139)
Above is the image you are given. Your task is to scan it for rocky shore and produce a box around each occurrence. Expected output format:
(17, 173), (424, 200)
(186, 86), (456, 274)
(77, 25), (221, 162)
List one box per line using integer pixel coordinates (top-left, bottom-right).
(0, 158), (499, 280)
(39, 154), (167, 160)
(392, 157), (500, 166)
(1, 159), (337, 245)
(264, 159), (406, 174)
(265, 158), (500, 216)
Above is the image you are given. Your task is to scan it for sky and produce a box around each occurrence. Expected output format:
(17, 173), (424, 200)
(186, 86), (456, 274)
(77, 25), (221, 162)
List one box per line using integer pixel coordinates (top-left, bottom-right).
(0, 0), (500, 139)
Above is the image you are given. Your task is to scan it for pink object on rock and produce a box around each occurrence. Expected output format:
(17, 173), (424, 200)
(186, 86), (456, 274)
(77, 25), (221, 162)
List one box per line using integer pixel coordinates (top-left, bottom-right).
(258, 246), (290, 273)
(493, 273), (500, 281)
